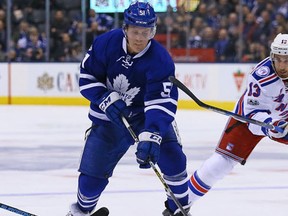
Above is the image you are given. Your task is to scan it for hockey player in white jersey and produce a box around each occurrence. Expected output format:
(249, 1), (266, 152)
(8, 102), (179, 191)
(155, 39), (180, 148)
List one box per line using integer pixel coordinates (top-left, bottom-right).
(66, 1), (191, 216)
(188, 33), (288, 210)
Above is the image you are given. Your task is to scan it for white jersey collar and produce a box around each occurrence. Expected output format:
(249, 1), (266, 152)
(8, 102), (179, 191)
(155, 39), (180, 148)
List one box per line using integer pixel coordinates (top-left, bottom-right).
(122, 37), (151, 59)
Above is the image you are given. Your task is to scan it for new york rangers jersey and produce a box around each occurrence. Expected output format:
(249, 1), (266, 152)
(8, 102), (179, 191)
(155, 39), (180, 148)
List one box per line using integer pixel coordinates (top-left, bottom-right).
(79, 28), (178, 136)
(234, 57), (288, 136)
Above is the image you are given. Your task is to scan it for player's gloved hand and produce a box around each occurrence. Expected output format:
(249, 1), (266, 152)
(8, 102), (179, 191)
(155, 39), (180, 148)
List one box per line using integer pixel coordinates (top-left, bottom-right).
(262, 118), (288, 138)
(96, 91), (128, 128)
(136, 130), (162, 169)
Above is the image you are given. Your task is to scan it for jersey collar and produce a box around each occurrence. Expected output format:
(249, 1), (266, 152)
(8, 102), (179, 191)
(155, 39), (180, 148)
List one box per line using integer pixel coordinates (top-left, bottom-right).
(122, 37), (151, 59)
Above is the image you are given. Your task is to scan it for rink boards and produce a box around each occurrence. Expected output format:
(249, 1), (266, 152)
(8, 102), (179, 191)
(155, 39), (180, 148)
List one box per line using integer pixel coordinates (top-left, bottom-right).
(0, 62), (255, 110)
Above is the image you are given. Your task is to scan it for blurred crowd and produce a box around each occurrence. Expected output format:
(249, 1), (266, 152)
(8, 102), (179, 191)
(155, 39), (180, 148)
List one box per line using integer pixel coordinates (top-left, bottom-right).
(0, 0), (287, 62)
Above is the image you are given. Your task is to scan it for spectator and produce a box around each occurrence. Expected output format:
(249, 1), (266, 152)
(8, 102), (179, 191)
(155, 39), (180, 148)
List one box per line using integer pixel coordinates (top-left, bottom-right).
(251, 0), (266, 17)
(0, 9), (5, 22)
(69, 41), (82, 62)
(235, 4), (251, 21)
(191, 17), (206, 37)
(217, 0), (235, 16)
(264, 1), (277, 21)
(0, 19), (5, 50)
(50, 10), (70, 42)
(201, 26), (215, 48)
(188, 27), (202, 48)
(226, 12), (239, 37)
(155, 13), (166, 34)
(15, 21), (30, 54)
(12, 4), (25, 26)
(214, 28), (230, 62)
(68, 20), (84, 44)
(22, 27), (45, 61)
(272, 12), (287, 31)
(242, 12), (257, 44)
(206, 4), (221, 30)
(193, 3), (209, 23)
(0, 0), (285, 62)
(242, 0), (256, 10)
(50, 10), (70, 60)
(276, 0), (288, 19)
(242, 42), (267, 62)
(12, 0), (31, 10)
(53, 32), (72, 61)
(173, 5), (190, 48)
(87, 9), (114, 34)
(0, 43), (5, 61)
(7, 49), (20, 62)
(86, 21), (100, 49)
(253, 9), (273, 44)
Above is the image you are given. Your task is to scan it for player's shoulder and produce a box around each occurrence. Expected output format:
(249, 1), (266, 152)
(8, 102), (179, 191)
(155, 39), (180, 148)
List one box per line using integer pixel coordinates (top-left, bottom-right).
(149, 39), (174, 65)
(251, 57), (279, 86)
(144, 40), (175, 80)
(150, 39), (171, 56)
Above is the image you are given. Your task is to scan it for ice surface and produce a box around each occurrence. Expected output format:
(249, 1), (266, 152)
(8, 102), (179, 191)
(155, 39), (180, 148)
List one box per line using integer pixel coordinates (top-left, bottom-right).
(0, 105), (287, 216)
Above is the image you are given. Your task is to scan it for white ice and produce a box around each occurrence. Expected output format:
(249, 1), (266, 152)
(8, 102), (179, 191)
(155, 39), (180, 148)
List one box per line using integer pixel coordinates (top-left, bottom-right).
(0, 105), (287, 216)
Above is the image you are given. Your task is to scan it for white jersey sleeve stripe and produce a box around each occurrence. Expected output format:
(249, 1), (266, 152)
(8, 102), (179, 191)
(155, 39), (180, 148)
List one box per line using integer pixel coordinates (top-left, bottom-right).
(79, 73), (97, 80)
(144, 98), (177, 106)
(89, 109), (109, 121)
(144, 105), (175, 117)
(79, 83), (107, 91)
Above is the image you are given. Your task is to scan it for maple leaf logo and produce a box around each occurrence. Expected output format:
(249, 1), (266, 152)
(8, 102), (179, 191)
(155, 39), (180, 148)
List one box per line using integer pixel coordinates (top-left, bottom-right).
(38, 73), (53, 92)
(106, 74), (140, 106)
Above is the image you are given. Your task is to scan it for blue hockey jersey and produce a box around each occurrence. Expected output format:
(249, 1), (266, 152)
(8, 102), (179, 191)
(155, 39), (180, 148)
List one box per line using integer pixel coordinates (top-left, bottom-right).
(79, 28), (178, 136)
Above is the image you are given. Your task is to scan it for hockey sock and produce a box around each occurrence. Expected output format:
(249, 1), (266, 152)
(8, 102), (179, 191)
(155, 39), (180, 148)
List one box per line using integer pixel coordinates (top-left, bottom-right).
(188, 171), (211, 201)
(164, 170), (191, 213)
(158, 141), (190, 213)
(188, 153), (237, 204)
(77, 173), (109, 212)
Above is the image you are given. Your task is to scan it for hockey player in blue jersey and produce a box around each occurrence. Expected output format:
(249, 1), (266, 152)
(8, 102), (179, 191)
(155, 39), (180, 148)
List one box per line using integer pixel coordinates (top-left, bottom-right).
(66, 2), (191, 216)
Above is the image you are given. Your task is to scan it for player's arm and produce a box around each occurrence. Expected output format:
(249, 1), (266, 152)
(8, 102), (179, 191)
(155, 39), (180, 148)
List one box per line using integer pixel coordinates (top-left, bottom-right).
(79, 40), (128, 127)
(143, 76), (177, 135)
(136, 61), (177, 168)
(79, 43), (108, 103)
(243, 73), (288, 138)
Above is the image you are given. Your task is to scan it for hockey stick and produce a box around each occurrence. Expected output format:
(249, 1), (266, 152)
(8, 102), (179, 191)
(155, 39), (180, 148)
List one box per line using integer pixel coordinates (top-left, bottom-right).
(169, 76), (284, 133)
(0, 202), (37, 216)
(121, 116), (188, 216)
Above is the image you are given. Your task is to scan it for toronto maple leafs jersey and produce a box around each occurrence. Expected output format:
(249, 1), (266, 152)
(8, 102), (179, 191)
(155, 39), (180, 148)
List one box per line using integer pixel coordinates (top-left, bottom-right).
(79, 28), (178, 136)
(234, 57), (288, 136)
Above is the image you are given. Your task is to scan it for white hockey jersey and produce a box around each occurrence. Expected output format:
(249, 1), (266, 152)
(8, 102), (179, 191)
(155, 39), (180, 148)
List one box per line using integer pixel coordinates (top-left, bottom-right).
(234, 57), (288, 136)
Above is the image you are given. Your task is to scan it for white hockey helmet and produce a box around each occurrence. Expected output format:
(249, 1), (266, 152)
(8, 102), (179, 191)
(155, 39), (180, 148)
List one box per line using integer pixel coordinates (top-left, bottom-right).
(270, 33), (288, 55)
(270, 33), (288, 80)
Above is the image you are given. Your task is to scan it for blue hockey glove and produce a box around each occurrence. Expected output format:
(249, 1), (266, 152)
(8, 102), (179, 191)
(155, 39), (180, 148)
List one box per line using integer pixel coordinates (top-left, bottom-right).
(262, 118), (288, 139)
(136, 131), (162, 169)
(96, 91), (128, 128)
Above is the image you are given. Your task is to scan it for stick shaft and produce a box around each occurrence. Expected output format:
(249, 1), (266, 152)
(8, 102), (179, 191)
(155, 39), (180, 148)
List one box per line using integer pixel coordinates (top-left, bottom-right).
(121, 116), (188, 216)
(169, 76), (283, 133)
(0, 203), (37, 216)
